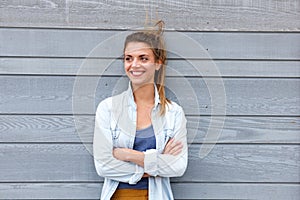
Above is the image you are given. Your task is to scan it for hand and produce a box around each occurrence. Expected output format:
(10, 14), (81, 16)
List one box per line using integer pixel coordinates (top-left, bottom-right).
(163, 138), (183, 156)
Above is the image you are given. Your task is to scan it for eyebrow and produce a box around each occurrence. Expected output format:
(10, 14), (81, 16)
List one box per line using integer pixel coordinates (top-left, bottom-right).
(124, 54), (149, 57)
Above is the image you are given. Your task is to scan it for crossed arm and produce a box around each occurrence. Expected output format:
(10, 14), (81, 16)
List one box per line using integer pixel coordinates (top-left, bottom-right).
(113, 138), (183, 177)
(94, 100), (188, 183)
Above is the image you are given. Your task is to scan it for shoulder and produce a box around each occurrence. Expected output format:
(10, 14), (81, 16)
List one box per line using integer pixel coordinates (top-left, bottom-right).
(163, 100), (187, 129)
(96, 91), (127, 113)
(166, 100), (185, 114)
(163, 100), (186, 123)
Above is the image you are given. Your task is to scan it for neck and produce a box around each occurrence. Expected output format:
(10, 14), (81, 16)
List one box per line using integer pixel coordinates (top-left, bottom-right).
(132, 83), (155, 105)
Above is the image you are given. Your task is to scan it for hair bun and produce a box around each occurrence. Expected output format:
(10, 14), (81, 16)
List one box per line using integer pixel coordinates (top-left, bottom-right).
(144, 19), (165, 36)
(154, 20), (165, 35)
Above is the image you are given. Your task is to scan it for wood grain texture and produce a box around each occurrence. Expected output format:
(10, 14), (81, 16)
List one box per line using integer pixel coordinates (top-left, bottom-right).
(0, 144), (299, 182)
(0, 183), (299, 199)
(1, 115), (299, 144)
(0, 0), (299, 31)
(1, 29), (300, 59)
(0, 76), (299, 115)
(1, 58), (300, 77)
(1, 1), (299, 199)
(172, 183), (300, 200)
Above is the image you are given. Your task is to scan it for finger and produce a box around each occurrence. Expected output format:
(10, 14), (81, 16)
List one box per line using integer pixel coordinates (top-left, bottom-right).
(173, 143), (184, 155)
(168, 142), (183, 155)
(163, 138), (174, 153)
(164, 139), (181, 154)
(169, 138), (179, 149)
(165, 140), (180, 154)
(171, 147), (183, 156)
(166, 138), (174, 147)
(170, 141), (183, 153)
(170, 141), (182, 150)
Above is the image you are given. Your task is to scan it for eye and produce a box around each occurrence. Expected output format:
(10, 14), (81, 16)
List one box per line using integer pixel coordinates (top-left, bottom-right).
(141, 57), (148, 61)
(124, 56), (132, 62)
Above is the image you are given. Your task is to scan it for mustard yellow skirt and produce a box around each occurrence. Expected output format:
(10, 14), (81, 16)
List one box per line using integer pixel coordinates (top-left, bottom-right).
(111, 189), (148, 200)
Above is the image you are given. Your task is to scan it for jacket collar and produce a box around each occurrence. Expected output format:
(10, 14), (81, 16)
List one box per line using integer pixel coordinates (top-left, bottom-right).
(126, 82), (160, 109)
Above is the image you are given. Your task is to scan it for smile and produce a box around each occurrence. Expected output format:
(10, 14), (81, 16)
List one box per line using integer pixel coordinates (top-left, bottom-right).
(130, 71), (145, 76)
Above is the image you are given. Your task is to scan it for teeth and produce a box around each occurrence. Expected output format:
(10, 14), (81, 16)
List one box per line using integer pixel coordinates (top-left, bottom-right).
(131, 71), (144, 76)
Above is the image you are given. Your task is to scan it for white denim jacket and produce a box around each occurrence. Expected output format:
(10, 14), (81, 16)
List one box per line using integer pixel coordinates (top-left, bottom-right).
(93, 83), (188, 200)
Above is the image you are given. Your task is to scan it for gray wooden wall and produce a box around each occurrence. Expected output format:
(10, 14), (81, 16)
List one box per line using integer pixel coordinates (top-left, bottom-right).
(0, 1), (299, 199)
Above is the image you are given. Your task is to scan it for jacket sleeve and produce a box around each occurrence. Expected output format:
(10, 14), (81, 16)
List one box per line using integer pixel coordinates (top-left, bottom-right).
(93, 99), (144, 184)
(143, 106), (188, 177)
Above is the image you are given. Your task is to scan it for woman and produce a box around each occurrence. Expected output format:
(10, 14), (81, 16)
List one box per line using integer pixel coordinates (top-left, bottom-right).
(93, 21), (188, 200)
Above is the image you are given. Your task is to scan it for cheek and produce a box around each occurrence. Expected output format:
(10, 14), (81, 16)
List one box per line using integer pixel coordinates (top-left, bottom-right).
(142, 61), (152, 67)
(124, 63), (130, 72)
(146, 64), (157, 72)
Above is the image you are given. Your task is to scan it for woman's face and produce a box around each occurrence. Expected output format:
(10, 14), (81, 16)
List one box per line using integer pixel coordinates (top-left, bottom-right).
(124, 42), (161, 89)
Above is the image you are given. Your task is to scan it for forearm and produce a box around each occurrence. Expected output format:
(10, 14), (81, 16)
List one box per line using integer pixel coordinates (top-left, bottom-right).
(113, 148), (145, 167)
(113, 140), (185, 178)
(144, 114), (188, 177)
(143, 147), (187, 177)
(127, 149), (145, 167)
(94, 105), (144, 184)
(94, 155), (144, 183)
(113, 132), (185, 175)
(94, 136), (144, 183)
(113, 148), (150, 177)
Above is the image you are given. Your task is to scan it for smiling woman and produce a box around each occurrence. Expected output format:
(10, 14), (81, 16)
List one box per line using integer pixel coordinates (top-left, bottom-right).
(93, 20), (188, 200)
(124, 42), (161, 90)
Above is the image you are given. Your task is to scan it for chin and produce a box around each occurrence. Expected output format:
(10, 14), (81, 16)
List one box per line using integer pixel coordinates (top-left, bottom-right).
(130, 80), (154, 89)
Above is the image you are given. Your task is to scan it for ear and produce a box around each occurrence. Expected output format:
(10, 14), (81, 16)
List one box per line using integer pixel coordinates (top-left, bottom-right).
(155, 60), (163, 71)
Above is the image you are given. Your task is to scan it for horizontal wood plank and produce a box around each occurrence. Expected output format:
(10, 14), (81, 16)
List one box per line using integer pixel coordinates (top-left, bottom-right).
(0, 0), (299, 31)
(1, 29), (300, 59)
(0, 144), (299, 183)
(1, 58), (300, 77)
(0, 183), (299, 199)
(1, 115), (299, 144)
(172, 183), (300, 200)
(0, 76), (299, 115)
(1, 1), (300, 200)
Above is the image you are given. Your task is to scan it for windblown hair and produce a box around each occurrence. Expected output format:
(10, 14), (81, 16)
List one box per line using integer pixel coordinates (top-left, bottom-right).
(124, 20), (170, 115)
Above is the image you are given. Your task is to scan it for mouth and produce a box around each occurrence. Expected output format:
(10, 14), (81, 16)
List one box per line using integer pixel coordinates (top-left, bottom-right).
(130, 71), (145, 77)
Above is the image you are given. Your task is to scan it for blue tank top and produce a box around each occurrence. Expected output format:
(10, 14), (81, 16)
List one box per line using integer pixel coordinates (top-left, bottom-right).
(117, 125), (156, 189)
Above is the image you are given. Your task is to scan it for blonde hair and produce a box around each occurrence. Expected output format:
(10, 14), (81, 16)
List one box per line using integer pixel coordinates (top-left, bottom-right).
(124, 20), (170, 115)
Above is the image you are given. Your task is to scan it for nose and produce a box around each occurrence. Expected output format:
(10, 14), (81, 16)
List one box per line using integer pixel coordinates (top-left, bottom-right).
(132, 58), (140, 67)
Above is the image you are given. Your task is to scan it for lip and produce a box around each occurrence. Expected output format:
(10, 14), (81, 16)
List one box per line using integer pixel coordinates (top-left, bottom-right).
(129, 71), (145, 77)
